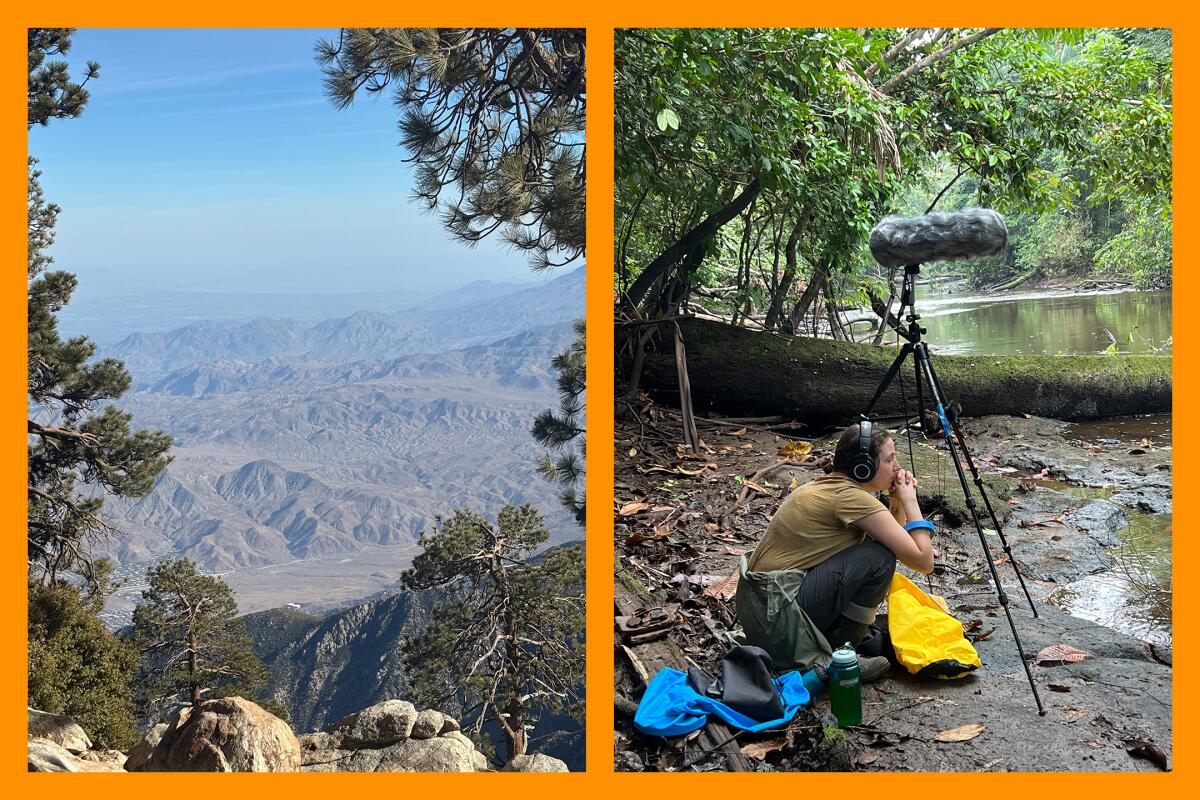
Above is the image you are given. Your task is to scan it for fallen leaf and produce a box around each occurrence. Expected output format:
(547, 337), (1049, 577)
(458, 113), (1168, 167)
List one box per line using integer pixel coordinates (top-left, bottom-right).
(649, 505), (675, 513)
(729, 427), (747, 436)
(1124, 739), (1168, 771)
(703, 567), (740, 602)
(934, 723), (984, 743)
(1047, 684), (1072, 693)
(1128, 448), (1147, 456)
(618, 502), (649, 516)
(971, 628), (995, 642)
(675, 466), (707, 476)
(744, 481), (775, 496)
(778, 441), (813, 459)
(964, 619), (983, 632)
(628, 448), (638, 458)
(1007, 498), (1020, 505)
(1062, 708), (1087, 723)
(855, 751), (880, 766)
(1022, 413), (1032, 419)
(740, 737), (788, 760)
(704, 523), (720, 533)
(1036, 644), (1095, 665)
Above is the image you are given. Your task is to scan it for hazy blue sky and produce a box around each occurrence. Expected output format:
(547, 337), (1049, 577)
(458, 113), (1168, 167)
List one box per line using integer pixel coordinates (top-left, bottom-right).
(28, 28), (536, 295)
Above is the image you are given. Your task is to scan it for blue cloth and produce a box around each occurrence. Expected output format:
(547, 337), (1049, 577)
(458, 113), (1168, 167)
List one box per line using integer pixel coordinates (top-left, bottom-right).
(633, 668), (811, 736)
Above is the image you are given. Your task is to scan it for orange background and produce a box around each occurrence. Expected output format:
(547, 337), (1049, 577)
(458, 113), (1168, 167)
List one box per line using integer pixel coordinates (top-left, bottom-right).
(4, 3), (1187, 791)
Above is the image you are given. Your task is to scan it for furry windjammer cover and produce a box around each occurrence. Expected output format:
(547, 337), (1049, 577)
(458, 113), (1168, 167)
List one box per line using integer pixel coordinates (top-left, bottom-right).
(869, 208), (1008, 268)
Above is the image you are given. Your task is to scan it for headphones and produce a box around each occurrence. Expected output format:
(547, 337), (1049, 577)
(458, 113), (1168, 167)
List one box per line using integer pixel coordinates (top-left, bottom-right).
(850, 419), (875, 483)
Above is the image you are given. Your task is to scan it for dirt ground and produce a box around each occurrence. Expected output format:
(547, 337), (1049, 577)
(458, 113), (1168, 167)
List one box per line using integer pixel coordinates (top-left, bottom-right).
(613, 399), (1171, 772)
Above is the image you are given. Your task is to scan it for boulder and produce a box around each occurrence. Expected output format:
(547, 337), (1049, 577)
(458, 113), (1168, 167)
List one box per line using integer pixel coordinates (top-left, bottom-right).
(298, 700), (485, 772)
(128, 697), (300, 772)
(329, 699), (417, 747)
(1066, 499), (1128, 547)
(503, 752), (569, 772)
(28, 708), (92, 754)
(409, 709), (444, 740)
(125, 722), (169, 772)
(28, 738), (122, 772)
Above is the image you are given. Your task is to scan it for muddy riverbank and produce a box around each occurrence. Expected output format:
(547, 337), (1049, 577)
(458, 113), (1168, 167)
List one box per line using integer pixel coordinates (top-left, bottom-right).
(613, 405), (1171, 772)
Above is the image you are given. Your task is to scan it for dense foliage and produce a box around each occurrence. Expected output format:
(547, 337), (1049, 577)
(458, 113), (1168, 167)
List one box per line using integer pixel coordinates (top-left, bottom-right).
(400, 506), (584, 763)
(319, 28), (585, 270)
(615, 28), (1171, 333)
(28, 581), (140, 749)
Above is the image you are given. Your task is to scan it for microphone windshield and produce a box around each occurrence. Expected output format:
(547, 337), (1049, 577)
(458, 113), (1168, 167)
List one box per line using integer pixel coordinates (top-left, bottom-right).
(869, 208), (1008, 268)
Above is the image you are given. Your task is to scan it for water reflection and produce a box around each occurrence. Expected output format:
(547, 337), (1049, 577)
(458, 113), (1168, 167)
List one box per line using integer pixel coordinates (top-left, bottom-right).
(915, 288), (1172, 356)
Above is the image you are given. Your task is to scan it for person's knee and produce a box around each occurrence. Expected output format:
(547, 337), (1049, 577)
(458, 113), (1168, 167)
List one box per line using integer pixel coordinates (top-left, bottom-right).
(865, 540), (897, 577)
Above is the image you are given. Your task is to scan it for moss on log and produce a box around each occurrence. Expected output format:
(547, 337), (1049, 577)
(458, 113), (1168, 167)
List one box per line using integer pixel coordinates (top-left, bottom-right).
(633, 319), (1171, 425)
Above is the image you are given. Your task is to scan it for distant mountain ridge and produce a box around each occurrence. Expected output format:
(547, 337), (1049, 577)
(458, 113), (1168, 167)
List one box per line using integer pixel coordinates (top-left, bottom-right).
(108, 266), (585, 380)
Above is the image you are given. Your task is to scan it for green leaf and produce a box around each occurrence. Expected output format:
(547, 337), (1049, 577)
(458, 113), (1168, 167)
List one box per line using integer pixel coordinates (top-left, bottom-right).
(656, 108), (680, 131)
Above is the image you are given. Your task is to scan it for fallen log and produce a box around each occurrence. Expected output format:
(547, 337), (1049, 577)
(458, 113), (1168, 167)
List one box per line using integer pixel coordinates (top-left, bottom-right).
(630, 318), (1171, 425)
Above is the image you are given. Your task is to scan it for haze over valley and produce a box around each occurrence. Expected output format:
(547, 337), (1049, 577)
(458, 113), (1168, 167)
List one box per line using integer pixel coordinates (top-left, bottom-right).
(74, 267), (585, 622)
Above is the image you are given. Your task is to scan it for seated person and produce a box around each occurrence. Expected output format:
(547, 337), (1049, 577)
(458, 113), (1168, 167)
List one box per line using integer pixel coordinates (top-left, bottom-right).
(734, 421), (934, 684)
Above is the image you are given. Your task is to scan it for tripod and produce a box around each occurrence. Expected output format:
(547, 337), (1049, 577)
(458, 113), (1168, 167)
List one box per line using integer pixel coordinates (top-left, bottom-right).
(863, 263), (1046, 715)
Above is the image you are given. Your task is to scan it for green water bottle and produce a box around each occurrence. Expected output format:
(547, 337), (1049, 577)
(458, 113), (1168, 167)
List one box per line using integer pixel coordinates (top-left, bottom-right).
(828, 643), (862, 727)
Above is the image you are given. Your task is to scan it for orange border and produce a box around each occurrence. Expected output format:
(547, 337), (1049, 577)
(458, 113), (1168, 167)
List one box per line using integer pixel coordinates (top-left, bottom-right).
(4, 4), (1189, 794)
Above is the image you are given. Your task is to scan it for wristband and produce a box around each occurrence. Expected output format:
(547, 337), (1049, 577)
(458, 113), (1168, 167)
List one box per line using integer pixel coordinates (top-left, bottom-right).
(904, 520), (935, 533)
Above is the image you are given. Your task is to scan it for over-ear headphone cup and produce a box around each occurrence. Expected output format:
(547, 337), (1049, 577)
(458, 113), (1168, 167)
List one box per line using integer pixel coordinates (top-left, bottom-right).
(852, 460), (874, 482)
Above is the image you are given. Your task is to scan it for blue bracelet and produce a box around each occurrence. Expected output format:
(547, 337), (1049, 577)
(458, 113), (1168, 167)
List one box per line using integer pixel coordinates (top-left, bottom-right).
(904, 520), (935, 533)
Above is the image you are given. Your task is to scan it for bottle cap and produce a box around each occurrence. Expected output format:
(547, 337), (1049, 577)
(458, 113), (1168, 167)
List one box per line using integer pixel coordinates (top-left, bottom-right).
(831, 643), (857, 665)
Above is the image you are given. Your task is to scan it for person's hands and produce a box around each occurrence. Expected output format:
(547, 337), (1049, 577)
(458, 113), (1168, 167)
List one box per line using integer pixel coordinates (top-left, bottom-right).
(890, 469), (919, 504)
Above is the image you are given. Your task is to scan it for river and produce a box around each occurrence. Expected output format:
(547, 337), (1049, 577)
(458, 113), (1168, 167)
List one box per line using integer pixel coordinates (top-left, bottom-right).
(909, 285), (1172, 645)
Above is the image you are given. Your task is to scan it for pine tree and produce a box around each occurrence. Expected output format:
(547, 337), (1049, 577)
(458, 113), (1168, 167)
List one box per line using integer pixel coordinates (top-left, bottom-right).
(28, 28), (99, 128)
(27, 29), (172, 590)
(532, 319), (585, 525)
(132, 559), (271, 716)
(400, 505), (584, 763)
(28, 579), (140, 749)
(317, 28), (585, 270)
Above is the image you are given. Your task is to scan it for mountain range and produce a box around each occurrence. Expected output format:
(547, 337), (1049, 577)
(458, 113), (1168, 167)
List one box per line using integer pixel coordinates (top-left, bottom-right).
(88, 266), (586, 619)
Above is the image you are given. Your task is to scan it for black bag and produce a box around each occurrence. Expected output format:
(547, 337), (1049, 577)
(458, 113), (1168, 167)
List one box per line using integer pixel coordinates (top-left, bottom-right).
(718, 646), (785, 723)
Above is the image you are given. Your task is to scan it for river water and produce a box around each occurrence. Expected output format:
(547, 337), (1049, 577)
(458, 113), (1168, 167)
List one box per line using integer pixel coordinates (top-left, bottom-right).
(917, 286), (1172, 356)
(911, 286), (1172, 645)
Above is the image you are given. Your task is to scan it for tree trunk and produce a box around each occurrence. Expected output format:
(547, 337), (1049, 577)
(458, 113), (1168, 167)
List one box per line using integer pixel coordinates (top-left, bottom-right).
(505, 696), (527, 762)
(190, 633), (200, 708)
(630, 318), (1171, 425)
(624, 177), (763, 309)
(764, 214), (809, 331)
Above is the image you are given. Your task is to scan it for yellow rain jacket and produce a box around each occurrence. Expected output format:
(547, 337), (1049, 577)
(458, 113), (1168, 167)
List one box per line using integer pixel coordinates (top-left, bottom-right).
(887, 573), (981, 679)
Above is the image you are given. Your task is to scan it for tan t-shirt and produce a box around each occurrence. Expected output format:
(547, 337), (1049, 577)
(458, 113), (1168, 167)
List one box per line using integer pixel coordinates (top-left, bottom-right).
(747, 474), (887, 572)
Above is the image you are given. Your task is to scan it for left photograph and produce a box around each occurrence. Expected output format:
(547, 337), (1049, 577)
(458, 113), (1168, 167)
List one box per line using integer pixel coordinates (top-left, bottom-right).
(27, 28), (585, 772)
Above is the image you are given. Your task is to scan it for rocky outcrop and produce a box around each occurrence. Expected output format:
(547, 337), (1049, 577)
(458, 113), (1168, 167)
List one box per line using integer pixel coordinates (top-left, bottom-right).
(28, 738), (125, 772)
(298, 700), (487, 772)
(127, 697), (300, 772)
(503, 753), (570, 772)
(28, 708), (92, 754)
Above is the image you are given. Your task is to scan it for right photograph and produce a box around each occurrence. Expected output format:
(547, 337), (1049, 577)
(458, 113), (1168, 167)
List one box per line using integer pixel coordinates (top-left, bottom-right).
(613, 28), (1171, 772)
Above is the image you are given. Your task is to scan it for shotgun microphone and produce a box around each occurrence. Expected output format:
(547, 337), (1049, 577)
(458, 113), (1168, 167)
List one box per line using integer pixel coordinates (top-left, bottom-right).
(869, 208), (1008, 268)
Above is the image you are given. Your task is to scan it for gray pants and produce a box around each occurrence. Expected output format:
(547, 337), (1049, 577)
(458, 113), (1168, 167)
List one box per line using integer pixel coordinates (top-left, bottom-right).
(795, 540), (896, 648)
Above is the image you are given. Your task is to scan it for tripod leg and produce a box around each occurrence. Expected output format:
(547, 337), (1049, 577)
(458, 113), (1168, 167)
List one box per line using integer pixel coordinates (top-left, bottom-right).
(913, 353), (928, 437)
(914, 344), (1046, 715)
(924, 356), (1039, 618)
(863, 344), (914, 418)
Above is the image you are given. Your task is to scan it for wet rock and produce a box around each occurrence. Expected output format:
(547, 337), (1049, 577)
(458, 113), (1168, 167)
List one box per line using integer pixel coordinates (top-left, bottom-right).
(1110, 487), (1172, 514)
(27, 708), (92, 754)
(1066, 500), (1127, 547)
